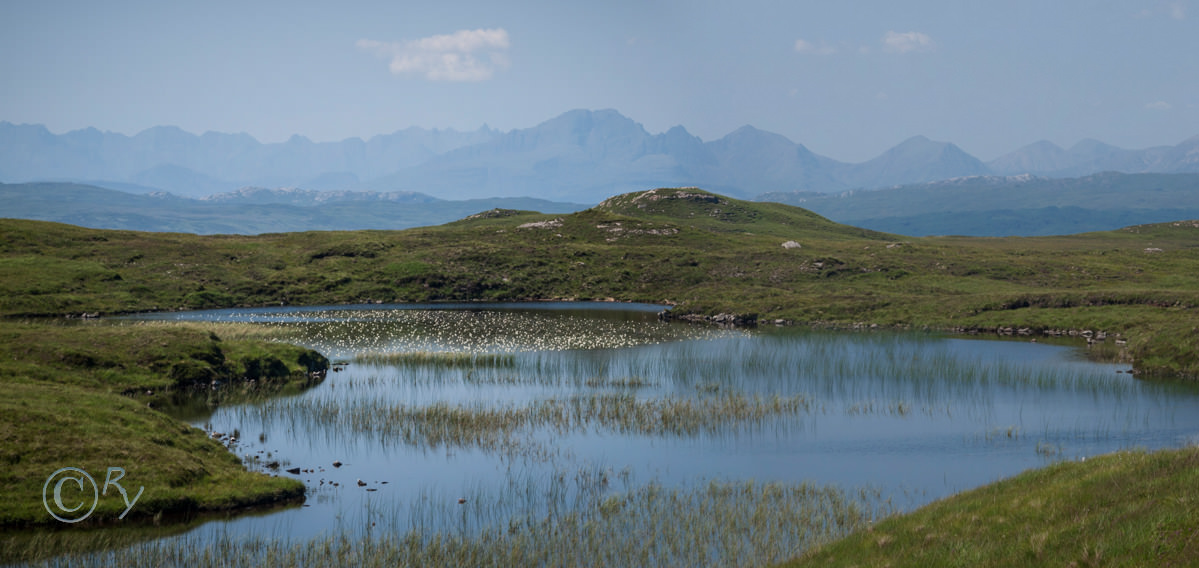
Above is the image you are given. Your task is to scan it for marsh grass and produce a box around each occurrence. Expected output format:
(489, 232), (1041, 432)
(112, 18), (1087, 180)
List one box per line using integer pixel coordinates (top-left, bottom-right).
(239, 392), (813, 453)
(352, 350), (516, 368)
(583, 376), (655, 388)
(845, 400), (913, 416)
(120, 320), (303, 342)
(37, 472), (892, 568)
(982, 425), (1021, 442)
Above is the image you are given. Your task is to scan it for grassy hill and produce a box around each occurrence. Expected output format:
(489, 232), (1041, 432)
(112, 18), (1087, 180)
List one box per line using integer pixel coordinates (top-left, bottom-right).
(3, 186), (1197, 376)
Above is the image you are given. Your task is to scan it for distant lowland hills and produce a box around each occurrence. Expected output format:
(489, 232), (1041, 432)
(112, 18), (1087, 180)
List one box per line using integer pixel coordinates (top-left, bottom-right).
(3, 108), (1198, 235)
(761, 172), (1199, 237)
(0, 182), (587, 235)
(5, 171), (1199, 236)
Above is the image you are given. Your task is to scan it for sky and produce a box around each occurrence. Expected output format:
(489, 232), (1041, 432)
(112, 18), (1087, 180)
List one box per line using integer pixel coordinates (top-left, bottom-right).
(1, 0), (1196, 162)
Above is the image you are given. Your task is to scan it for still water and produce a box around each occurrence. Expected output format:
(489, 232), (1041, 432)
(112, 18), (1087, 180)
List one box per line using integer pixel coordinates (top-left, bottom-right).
(129, 302), (1199, 542)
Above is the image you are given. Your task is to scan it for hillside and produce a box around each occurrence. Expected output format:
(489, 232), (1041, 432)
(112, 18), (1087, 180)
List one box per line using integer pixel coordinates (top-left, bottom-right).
(15, 172), (1199, 238)
(2, 187), (1198, 378)
(783, 446), (1199, 567)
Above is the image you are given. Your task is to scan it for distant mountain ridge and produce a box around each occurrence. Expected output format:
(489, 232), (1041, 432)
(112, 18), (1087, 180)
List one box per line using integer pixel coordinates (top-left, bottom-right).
(0, 121), (497, 194)
(201, 187), (440, 206)
(988, 137), (1199, 177)
(3, 110), (1198, 202)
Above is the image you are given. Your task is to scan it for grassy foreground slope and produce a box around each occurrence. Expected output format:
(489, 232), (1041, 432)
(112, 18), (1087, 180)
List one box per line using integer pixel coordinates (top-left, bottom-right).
(3, 186), (1197, 377)
(782, 446), (1199, 567)
(0, 322), (327, 530)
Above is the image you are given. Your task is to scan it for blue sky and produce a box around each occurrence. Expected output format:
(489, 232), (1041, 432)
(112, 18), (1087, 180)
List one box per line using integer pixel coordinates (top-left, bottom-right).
(1, 0), (1195, 161)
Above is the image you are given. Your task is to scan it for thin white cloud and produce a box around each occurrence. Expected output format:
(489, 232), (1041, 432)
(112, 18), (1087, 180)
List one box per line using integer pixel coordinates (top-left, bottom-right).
(1170, 1), (1187, 19)
(1146, 101), (1173, 111)
(794, 38), (836, 55)
(881, 31), (934, 54)
(1136, 2), (1187, 19)
(357, 28), (510, 81)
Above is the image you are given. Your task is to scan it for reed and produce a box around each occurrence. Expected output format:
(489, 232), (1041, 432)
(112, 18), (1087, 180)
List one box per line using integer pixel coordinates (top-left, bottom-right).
(352, 350), (516, 368)
(583, 376), (655, 388)
(36, 473), (891, 568)
(238, 392), (813, 453)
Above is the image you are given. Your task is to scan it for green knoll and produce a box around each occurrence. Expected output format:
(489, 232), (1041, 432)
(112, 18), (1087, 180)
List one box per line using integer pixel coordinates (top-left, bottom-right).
(3, 187), (1196, 376)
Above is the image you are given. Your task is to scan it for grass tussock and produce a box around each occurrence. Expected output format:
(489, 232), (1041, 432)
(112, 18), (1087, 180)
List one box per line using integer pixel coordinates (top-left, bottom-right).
(783, 446), (1199, 567)
(352, 350), (515, 368)
(245, 392), (812, 452)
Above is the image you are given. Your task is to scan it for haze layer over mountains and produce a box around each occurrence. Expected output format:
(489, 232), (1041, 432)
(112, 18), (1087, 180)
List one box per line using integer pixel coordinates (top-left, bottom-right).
(3, 109), (1197, 202)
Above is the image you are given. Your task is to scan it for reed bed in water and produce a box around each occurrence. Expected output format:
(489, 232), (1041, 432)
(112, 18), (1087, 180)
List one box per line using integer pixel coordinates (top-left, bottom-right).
(242, 392), (813, 451)
(38, 474), (890, 568)
(352, 350), (516, 368)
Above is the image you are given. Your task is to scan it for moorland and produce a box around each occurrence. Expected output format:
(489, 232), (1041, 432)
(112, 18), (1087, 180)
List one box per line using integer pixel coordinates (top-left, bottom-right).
(2, 187), (1198, 565)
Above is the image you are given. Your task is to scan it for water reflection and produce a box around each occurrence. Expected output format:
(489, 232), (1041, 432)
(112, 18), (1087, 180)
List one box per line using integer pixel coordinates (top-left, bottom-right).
(122, 303), (1199, 549)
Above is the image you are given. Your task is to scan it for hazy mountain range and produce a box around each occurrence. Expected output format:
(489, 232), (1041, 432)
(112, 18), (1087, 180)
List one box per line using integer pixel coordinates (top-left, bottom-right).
(3, 109), (1198, 202)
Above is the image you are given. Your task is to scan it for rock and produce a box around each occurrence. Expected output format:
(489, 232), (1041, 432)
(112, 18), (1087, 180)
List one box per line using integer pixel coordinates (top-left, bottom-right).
(517, 218), (565, 230)
(781, 240), (802, 249)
